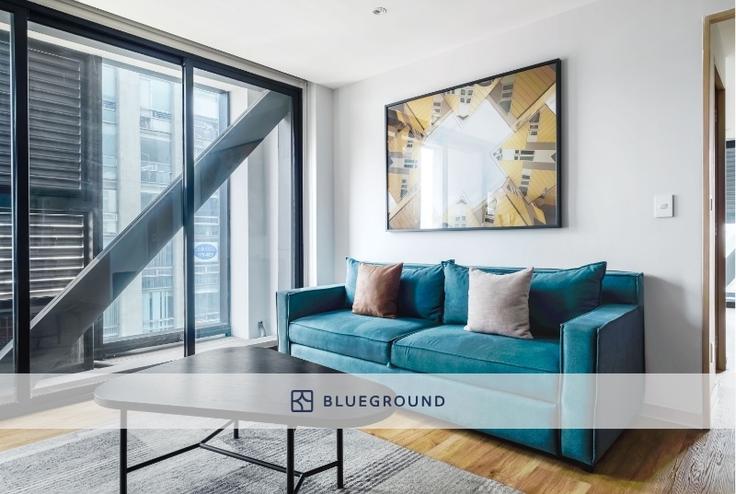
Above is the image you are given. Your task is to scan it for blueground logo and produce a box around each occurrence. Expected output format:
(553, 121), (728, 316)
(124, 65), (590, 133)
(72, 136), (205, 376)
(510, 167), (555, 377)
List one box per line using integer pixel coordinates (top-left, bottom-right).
(323, 394), (445, 408)
(290, 390), (314, 412)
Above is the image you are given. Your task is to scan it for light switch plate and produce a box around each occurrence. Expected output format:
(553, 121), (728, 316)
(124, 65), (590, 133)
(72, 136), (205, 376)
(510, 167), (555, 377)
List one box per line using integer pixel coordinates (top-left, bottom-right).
(654, 194), (674, 218)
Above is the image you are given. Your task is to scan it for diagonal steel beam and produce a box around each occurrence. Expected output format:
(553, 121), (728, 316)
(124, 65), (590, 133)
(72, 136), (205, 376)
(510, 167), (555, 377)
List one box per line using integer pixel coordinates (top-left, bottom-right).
(0, 90), (291, 371)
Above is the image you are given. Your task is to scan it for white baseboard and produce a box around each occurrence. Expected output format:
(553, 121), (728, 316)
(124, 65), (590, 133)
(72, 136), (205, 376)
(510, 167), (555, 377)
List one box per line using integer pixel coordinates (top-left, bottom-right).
(637, 402), (706, 428)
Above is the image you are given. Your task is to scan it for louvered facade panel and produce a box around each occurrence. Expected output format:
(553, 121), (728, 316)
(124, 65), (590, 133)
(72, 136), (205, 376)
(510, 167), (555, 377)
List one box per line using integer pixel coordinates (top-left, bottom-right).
(0, 38), (85, 191)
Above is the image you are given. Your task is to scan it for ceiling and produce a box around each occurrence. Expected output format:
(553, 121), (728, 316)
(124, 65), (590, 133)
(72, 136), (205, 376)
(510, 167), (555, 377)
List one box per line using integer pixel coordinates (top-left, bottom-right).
(77, 0), (598, 88)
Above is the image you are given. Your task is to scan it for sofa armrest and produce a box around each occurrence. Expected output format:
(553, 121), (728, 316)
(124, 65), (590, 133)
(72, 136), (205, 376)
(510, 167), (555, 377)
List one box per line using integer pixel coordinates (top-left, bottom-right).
(561, 304), (644, 374)
(559, 303), (644, 466)
(276, 284), (346, 353)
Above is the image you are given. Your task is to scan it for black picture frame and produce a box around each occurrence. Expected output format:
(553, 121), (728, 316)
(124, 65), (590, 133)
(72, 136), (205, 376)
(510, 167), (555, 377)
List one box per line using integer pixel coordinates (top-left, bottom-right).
(385, 58), (562, 232)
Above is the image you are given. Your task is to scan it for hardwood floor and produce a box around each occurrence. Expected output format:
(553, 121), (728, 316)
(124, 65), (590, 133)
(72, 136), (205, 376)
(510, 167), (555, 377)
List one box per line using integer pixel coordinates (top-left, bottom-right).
(0, 401), (733, 493)
(365, 424), (735, 493)
(0, 400), (115, 453)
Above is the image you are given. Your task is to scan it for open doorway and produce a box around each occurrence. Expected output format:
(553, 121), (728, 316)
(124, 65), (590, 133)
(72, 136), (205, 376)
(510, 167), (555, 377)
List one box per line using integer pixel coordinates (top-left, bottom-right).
(703, 10), (735, 426)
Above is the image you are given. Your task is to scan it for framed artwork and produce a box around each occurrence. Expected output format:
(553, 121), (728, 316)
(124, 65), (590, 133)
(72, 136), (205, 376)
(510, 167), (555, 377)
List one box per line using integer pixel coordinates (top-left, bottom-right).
(385, 59), (561, 231)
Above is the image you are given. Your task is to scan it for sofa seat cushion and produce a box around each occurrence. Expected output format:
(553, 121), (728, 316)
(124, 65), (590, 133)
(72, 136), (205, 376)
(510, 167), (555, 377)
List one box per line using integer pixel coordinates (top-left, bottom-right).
(391, 325), (560, 374)
(289, 309), (436, 364)
(391, 325), (560, 402)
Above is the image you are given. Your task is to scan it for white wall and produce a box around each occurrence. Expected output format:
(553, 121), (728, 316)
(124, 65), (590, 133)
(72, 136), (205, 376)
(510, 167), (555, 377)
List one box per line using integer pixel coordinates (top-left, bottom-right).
(229, 90), (250, 339)
(230, 90), (293, 339)
(332, 0), (733, 376)
(306, 84), (336, 286)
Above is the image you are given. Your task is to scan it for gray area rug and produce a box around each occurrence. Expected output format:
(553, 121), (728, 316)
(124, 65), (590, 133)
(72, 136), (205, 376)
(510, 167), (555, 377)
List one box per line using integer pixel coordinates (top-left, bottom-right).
(0, 427), (517, 493)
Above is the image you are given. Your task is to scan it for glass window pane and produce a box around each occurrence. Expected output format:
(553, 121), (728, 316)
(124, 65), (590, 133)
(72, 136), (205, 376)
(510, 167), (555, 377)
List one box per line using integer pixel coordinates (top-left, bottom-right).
(0, 12), (13, 401)
(26, 22), (184, 375)
(192, 81), (229, 331)
(193, 69), (293, 342)
(150, 78), (171, 113)
(140, 136), (172, 165)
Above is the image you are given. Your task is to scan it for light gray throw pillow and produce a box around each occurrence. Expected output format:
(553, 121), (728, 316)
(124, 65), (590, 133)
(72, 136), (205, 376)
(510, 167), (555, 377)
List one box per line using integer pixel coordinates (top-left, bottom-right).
(464, 267), (533, 339)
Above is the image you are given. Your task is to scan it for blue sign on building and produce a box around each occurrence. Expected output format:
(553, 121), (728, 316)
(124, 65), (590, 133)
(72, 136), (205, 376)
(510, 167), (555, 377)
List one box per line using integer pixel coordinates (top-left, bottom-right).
(194, 242), (218, 261)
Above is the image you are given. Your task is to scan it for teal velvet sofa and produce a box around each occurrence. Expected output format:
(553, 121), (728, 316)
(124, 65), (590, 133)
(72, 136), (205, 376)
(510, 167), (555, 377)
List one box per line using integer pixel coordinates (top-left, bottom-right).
(276, 260), (645, 468)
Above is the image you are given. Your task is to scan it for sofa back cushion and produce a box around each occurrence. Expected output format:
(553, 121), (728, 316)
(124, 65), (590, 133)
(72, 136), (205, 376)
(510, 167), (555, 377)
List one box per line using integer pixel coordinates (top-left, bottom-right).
(443, 261), (483, 325)
(529, 262), (607, 334)
(443, 261), (607, 335)
(397, 263), (445, 321)
(345, 257), (445, 322)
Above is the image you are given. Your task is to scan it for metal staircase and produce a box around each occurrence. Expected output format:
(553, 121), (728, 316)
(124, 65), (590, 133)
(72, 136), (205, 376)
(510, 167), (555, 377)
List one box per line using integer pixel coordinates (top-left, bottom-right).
(0, 90), (291, 372)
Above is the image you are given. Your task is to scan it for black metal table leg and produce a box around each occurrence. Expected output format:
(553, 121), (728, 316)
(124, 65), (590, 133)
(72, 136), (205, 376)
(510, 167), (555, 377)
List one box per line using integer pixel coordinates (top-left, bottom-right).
(286, 428), (295, 493)
(336, 429), (344, 488)
(115, 421), (341, 493)
(120, 410), (127, 494)
(233, 419), (239, 439)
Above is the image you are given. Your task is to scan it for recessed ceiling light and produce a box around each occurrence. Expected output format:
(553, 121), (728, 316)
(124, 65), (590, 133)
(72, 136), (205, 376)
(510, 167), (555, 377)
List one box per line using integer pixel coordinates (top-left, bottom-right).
(372, 7), (388, 15)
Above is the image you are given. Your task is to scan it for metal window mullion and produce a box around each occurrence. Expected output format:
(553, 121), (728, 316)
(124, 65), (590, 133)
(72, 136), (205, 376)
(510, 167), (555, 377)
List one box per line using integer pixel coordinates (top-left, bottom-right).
(182, 60), (195, 356)
(11, 8), (31, 376)
(291, 91), (304, 289)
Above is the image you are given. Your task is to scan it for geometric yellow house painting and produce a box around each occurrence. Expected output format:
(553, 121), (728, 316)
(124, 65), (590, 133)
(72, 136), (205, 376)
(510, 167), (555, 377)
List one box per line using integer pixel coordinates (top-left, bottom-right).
(386, 60), (560, 230)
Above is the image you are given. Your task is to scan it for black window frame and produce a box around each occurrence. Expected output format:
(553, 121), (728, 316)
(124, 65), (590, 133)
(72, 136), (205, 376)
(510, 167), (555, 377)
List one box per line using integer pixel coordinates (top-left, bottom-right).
(0, 0), (304, 381)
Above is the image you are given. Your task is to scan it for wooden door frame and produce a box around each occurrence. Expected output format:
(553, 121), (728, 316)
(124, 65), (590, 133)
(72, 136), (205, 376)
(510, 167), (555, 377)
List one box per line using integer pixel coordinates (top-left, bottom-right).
(702, 9), (734, 422)
(714, 68), (727, 372)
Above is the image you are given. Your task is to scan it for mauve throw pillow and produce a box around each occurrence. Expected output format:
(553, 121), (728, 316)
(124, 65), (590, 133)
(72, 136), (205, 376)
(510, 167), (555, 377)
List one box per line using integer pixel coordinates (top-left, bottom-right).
(352, 263), (404, 318)
(465, 267), (533, 339)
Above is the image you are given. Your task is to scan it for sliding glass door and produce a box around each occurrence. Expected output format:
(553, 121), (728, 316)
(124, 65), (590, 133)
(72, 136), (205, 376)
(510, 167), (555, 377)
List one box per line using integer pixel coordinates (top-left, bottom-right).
(0, 2), (302, 388)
